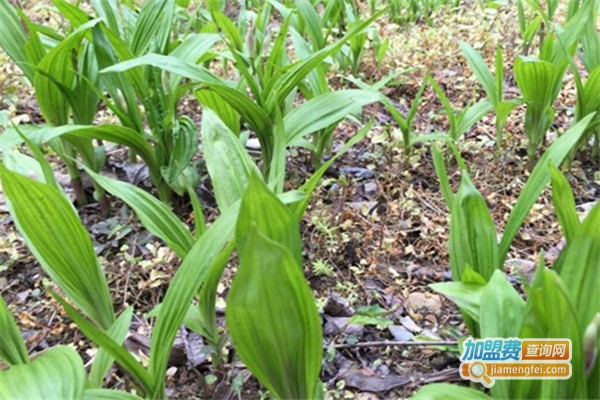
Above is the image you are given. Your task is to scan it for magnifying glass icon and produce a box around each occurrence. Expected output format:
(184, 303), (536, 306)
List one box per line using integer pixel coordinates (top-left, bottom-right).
(469, 361), (492, 386)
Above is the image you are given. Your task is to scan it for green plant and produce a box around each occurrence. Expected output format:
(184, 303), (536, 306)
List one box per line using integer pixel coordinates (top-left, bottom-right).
(432, 114), (593, 332)
(460, 42), (520, 150)
(0, 0), (106, 207)
(429, 77), (493, 142)
(0, 293), (139, 399)
(103, 6), (386, 174)
(383, 75), (430, 162)
(0, 0), (221, 206)
(0, 107), (369, 398)
(414, 168), (600, 399)
(227, 173), (324, 399)
(388, 0), (460, 25)
(513, 2), (593, 167)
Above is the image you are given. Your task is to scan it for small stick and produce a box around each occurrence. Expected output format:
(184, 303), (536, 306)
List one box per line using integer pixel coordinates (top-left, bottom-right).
(332, 340), (458, 349)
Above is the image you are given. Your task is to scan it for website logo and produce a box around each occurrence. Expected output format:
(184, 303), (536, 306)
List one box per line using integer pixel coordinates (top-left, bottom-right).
(459, 338), (572, 388)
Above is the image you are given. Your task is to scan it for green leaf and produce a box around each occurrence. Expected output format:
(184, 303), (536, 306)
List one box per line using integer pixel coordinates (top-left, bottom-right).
(284, 89), (381, 146)
(290, 122), (371, 220)
(130, 0), (174, 55)
(0, 346), (85, 399)
(195, 241), (236, 344)
(162, 116), (199, 186)
(148, 203), (239, 397)
(49, 289), (153, 395)
(22, 124), (159, 178)
(33, 19), (101, 126)
(83, 389), (144, 400)
(449, 171), (499, 281)
(0, 295), (29, 366)
(212, 11), (245, 51)
(430, 281), (484, 322)
(514, 57), (556, 108)
(479, 270), (525, 399)
(89, 307), (134, 388)
(269, 8), (386, 107)
(515, 267), (586, 399)
(1, 167), (114, 329)
(431, 145), (454, 210)
(196, 89), (240, 136)
(412, 384), (490, 399)
(498, 114), (594, 263)
(201, 109), (261, 210)
(236, 174), (302, 265)
(101, 53), (223, 85)
(455, 99), (493, 139)
(555, 203), (600, 330)
(479, 271), (525, 339)
(0, 0), (38, 81)
(84, 168), (194, 259)
(549, 164), (580, 243)
(296, 0), (325, 49)
(228, 187), (322, 399)
(460, 42), (498, 105)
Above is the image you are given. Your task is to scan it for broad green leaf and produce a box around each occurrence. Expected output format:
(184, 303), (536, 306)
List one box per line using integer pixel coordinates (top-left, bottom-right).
(101, 53), (223, 85)
(83, 389), (143, 400)
(236, 174), (302, 266)
(479, 271), (525, 338)
(0, 295), (29, 366)
(0, 0), (38, 81)
(84, 168), (194, 259)
(162, 116), (199, 186)
(412, 383), (490, 399)
(89, 307), (134, 388)
(555, 203), (600, 330)
(549, 164), (580, 243)
(582, 21), (600, 72)
(514, 57), (556, 108)
(212, 11), (244, 51)
(195, 241), (236, 344)
(284, 89), (381, 146)
(168, 33), (220, 91)
(196, 89), (240, 136)
(430, 281), (484, 322)
(449, 171), (498, 281)
(204, 84), (273, 147)
(579, 66), (600, 118)
(201, 109), (261, 210)
(498, 114), (594, 263)
(130, 0), (174, 55)
(515, 267), (586, 399)
(91, 0), (123, 36)
(20, 124), (160, 181)
(34, 19), (101, 126)
(479, 271), (525, 399)
(1, 167), (114, 329)
(296, 0), (325, 49)
(227, 227), (322, 399)
(0, 346), (85, 399)
(2, 149), (46, 183)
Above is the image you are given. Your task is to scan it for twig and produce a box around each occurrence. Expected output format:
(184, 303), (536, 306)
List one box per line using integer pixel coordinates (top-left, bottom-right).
(332, 340), (458, 349)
